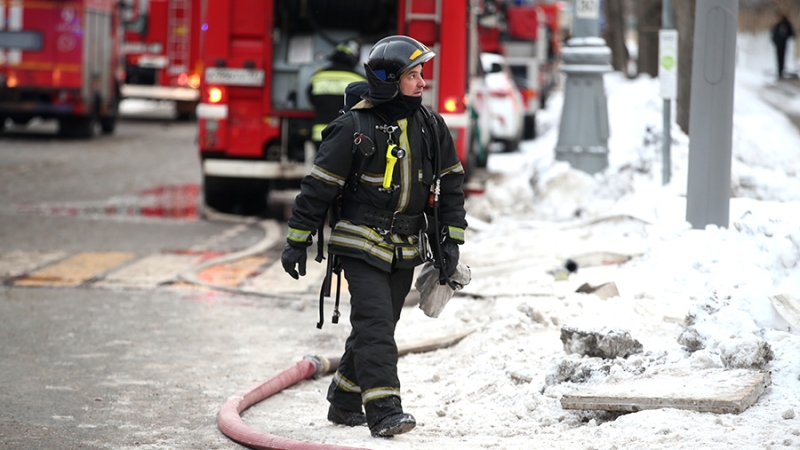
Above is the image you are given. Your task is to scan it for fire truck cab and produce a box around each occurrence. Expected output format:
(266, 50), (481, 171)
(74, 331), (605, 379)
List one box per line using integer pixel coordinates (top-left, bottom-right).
(119, 0), (202, 120)
(0, 0), (121, 138)
(197, 0), (490, 214)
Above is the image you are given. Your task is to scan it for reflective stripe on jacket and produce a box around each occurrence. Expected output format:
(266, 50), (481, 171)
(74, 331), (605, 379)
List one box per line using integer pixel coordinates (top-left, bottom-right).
(308, 68), (366, 142)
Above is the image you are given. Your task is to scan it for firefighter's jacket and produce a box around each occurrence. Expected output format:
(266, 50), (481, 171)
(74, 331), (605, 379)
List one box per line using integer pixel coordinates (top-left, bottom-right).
(307, 64), (365, 142)
(287, 100), (467, 272)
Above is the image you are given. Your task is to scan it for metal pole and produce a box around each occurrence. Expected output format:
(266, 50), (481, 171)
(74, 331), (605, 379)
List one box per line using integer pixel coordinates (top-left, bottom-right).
(685, 0), (738, 229)
(662, 0), (673, 185)
(554, 0), (612, 175)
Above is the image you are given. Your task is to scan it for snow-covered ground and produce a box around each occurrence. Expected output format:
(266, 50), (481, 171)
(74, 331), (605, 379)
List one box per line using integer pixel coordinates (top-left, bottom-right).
(240, 32), (800, 449)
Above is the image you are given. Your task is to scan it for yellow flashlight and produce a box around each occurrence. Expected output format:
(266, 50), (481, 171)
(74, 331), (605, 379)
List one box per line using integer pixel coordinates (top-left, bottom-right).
(382, 144), (406, 189)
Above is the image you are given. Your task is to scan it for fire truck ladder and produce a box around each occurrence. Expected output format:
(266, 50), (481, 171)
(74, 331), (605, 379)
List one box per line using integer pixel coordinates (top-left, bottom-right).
(405, 0), (441, 112)
(167, 0), (191, 76)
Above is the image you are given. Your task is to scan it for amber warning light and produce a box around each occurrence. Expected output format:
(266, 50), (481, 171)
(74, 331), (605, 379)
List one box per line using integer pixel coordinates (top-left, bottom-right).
(443, 97), (458, 113)
(208, 87), (223, 103)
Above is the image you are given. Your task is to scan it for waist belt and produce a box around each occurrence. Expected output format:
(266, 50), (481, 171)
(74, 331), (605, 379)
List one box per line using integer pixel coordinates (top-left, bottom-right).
(340, 203), (426, 235)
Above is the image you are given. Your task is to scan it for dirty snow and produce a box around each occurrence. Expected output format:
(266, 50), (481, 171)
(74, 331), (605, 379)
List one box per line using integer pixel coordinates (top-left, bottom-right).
(238, 32), (800, 450)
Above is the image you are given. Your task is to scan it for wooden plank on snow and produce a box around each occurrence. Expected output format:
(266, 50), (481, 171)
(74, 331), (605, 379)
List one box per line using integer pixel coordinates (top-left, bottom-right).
(560, 368), (770, 414)
(769, 294), (800, 330)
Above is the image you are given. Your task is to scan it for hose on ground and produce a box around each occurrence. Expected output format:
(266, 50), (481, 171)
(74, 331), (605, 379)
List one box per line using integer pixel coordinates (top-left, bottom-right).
(218, 329), (475, 450)
(218, 355), (370, 450)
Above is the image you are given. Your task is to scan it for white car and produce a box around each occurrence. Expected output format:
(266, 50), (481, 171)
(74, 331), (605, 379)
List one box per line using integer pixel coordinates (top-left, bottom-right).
(479, 52), (525, 152)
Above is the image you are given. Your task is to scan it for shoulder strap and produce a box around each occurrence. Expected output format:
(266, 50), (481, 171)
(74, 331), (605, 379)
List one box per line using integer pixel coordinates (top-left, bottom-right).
(350, 109), (374, 144)
(348, 109), (375, 192)
(420, 106), (437, 125)
(419, 106), (440, 165)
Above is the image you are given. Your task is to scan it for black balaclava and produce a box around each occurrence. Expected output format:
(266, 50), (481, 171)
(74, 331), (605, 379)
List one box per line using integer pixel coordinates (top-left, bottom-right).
(377, 95), (422, 123)
(365, 64), (424, 122)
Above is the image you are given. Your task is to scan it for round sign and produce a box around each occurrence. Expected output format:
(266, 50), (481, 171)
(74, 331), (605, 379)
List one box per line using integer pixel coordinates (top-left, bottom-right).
(57, 34), (76, 52)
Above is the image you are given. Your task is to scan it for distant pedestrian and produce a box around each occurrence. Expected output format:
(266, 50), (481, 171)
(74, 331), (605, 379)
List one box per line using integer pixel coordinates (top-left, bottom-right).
(772, 13), (795, 80)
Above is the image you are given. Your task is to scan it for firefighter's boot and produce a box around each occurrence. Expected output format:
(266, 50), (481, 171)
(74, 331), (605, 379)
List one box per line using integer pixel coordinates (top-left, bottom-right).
(364, 396), (416, 438)
(327, 405), (367, 427)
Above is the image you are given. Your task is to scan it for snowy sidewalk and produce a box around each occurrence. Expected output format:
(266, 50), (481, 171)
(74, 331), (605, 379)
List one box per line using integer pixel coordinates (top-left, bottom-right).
(759, 77), (800, 130)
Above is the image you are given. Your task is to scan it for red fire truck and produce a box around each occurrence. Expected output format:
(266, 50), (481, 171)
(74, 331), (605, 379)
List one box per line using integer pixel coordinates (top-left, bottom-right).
(196, 0), (490, 214)
(0, 0), (121, 138)
(479, 0), (564, 113)
(119, 0), (202, 120)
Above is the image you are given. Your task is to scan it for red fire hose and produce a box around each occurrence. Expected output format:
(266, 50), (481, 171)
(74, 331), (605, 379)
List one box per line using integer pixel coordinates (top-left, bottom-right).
(217, 355), (371, 450)
(218, 330), (474, 450)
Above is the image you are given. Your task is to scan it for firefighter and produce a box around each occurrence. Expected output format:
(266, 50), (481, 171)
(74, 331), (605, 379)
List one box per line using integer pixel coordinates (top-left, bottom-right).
(281, 35), (467, 438)
(307, 40), (366, 146)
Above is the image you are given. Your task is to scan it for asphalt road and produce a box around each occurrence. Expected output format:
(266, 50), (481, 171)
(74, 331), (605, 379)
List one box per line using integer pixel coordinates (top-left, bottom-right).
(0, 287), (344, 450)
(0, 103), (346, 450)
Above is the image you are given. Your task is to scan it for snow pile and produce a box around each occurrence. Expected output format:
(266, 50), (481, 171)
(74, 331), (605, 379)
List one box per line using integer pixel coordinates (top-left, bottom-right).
(246, 33), (800, 449)
(421, 31), (800, 447)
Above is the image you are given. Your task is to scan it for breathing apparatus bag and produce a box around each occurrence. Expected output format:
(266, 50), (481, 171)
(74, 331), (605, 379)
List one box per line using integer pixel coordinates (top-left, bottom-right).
(341, 81), (370, 114)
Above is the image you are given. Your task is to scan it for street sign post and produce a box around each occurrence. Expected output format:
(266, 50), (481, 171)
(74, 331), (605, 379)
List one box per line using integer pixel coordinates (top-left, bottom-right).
(659, 12), (677, 185)
(658, 30), (678, 100)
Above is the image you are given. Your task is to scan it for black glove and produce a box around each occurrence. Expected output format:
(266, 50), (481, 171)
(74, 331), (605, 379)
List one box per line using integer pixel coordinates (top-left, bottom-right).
(281, 243), (308, 280)
(438, 240), (460, 278)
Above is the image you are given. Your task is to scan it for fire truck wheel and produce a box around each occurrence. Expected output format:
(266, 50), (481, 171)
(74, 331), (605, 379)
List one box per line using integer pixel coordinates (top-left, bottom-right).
(523, 114), (537, 140)
(77, 116), (98, 138)
(540, 88), (549, 110)
(467, 117), (487, 174)
(203, 176), (231, 213)
(175, 101), (197, 121)
(101, 91), (119, 134)
(11, 117), (31, 127)
(57, 116), (99, 139)
(203, 176), (269, 216)
(465, 135), (482, 180)
(499, 137), (519, 153)
(473, 134), (487, 171)
(100, 112), (117, 134)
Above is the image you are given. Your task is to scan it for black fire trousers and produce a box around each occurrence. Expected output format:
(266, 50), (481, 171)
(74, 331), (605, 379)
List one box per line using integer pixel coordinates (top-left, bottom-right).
(326, 256), (414, 413)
